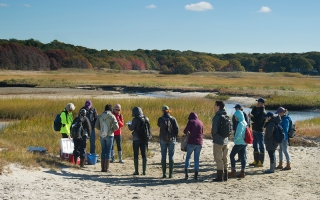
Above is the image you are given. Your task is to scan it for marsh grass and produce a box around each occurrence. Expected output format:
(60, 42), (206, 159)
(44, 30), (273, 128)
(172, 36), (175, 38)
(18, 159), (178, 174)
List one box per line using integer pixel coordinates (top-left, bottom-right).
(295, 117), (320, 138)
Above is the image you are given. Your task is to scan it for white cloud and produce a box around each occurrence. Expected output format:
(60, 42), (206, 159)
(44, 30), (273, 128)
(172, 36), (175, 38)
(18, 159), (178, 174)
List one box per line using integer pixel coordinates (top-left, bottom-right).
(146, 4), (156, 9)
(0, 3), (9, 7)
(258, 6), (271, 13)
(23, 4), (31, 7)
(185, 1), (213, 11)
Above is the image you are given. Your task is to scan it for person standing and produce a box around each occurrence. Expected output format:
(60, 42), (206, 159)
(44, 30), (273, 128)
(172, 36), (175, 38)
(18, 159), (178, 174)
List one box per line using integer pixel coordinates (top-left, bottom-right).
(95, 104), (119, 172)
(228, 110), (247, 178)
(275, 107), (292, 170)
(60, 103), (75, 139)
(128, 107), (151, 175)
(157, 105), (179, 178)
(248, 98), (267, 167)
(72, 109), (91, 168)
(264, 112), (280, 173)
(111, 104), (125, 163)
(183, 112), (203, 180)
(80, 100), (98, 155)
(211, 100), (232, 182)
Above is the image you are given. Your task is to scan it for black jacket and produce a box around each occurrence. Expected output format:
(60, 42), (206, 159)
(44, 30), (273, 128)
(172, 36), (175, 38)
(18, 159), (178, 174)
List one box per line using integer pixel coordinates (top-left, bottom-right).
(264, 116), (281, 151)
(250, 106), (266, 132)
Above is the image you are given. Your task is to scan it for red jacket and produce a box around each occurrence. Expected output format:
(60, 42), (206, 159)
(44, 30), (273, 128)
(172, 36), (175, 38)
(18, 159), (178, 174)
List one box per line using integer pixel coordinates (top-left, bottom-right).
(113, 112), (124, 136)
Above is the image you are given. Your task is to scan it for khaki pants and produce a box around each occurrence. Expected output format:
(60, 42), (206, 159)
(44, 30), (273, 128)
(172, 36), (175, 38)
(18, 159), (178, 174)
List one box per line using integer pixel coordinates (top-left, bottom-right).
(213, 143), (229, 170)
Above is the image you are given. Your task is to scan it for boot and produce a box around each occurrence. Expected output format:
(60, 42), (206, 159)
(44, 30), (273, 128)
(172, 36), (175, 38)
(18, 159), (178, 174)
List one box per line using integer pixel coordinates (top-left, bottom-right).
(184, 168), (188, 180)
(118, 151), (124, 163)
(110, 150), (115, 163)
(105, 159), (111, 172)
(228, 169), (237, 178)
(264, 162), (276, 173)
(169, 160), (174, 178)
(194, 171), (198, 180)
(249, 152), (259, 166)
(73, 155), (79, 165)
(101, 158), (106, 172)
(80, 157), (86, 168)
(282, 162), (291, 170)
(142, 158), (147, 175)
(161, 160), (167, 178)
(133, 159), (139, 175)
(255, 153), (265, 167)
(237, 170), (245, 178)
(224, 169), (228, 181)
(213, 170), (223, 182)
(276, 162), (283, 169)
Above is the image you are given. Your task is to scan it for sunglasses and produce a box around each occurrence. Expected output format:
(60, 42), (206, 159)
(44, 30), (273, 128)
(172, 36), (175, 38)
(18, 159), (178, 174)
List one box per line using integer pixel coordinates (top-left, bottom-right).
(114, 109), (120, 111)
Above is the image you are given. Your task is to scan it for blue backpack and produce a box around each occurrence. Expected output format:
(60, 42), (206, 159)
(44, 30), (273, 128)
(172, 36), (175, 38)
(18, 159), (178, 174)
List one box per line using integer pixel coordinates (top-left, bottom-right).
(273, 123), (285, 143)
(53, 111), (67, 131)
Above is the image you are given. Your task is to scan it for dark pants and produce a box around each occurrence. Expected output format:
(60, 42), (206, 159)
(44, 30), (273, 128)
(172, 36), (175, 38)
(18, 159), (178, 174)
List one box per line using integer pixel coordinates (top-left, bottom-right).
(267, 150), (276, 164)
(230, 144), (247, 170)
(73, 137), (87, 159)
(133, 140), (147, 159)
(61, 133), (68, 138)
(112, 135), (122, 151)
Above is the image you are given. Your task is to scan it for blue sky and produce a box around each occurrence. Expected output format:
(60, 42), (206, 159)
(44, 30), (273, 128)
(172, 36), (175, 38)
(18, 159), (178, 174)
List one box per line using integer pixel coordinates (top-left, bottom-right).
(1, 1), (320, 54)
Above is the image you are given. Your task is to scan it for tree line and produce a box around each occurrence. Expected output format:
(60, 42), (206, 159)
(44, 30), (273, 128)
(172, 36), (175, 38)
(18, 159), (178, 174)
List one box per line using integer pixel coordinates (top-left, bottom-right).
(0, 38), (319, 74)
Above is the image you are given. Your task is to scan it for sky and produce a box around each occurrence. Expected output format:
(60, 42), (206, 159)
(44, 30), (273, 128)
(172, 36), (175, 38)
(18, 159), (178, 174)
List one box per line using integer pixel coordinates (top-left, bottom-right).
(1, 0), (320, 54)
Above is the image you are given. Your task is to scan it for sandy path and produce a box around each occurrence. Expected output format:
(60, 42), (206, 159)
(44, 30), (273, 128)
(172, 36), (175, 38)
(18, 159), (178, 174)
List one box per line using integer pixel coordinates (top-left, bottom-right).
(1, 139), (320, 200)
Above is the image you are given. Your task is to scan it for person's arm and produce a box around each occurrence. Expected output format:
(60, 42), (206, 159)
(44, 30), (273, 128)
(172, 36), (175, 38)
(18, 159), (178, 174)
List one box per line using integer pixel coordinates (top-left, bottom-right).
(84, 117), (91, 137)
(111, 115), (119, 132)
(118, 114), (124, 129)
(265, 123), (274, 139)
(95, 116), (100, 130)
(184, 121), (191, 135)
(173, 118), (179, 137)
(282, 118), (290, 135)
(211, 115), (219, 137)
(128, 118), (138, 131)
(234, 123), (244, 143)
(232, 115), (237, 132)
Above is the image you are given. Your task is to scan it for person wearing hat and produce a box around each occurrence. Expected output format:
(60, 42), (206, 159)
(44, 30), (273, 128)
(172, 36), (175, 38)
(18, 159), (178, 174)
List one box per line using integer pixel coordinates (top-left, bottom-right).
(263, 112), (281, 173)
(111, 104), (124, 163)
(248, 98), (267, 167)
(79, 100), (98, 155)
(157, 105), (179, 178)
(275, 107), (292, 170)
(232, 104), (250, 162)
(95, 104), (119, 172)
(60, 103), (76, 139)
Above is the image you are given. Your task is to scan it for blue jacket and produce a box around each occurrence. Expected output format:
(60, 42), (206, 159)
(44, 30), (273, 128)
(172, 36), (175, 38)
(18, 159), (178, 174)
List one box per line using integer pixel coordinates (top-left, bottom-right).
(234, 110), (247, 145)
(280, 114), (291, 140)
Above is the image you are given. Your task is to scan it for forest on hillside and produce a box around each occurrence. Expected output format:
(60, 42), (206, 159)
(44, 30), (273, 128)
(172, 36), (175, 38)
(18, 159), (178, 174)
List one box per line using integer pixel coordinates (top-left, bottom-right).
(1, 38), (320, 74)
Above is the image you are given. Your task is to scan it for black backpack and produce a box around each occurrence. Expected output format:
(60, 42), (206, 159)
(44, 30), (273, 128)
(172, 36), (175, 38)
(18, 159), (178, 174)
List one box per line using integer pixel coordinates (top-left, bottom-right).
(161, 116), (176, 141)
(218, 115), (232, 138)
(288, 119), (296, 138)
(71, 116), (85, 139)
(273, 123), (285, 143)
(137, 117), (152, 142)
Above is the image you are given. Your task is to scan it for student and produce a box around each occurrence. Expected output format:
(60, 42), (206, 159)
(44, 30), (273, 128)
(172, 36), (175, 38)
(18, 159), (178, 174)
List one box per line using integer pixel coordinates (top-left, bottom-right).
(275, 107), (292, 170)
(248, 98), (267, 167)
(60, 103), (75, 139)
(111, 104), (124, 163)
(228, 110), (247, 178)
(211, 100), (231, 182)
(128, 107), (151, 175)
(79, 100), (98, 154)
(183, 112), (203, 180)
(95, 104), (119, 172)
(264, 112), (280, 173)
(157, 105), (179, 178)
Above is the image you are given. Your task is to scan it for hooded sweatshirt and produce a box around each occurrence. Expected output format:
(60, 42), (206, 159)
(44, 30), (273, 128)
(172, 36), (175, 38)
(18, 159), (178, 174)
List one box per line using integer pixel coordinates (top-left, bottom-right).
(233, 110), (247, 145)
(183, 112), (203, 145)
(128, 107), (150, 141)
(280, 114), (291, 141)
(95, 110), (119, 137)
(264, 115), (281, 151)
(211, 109), (229, 145)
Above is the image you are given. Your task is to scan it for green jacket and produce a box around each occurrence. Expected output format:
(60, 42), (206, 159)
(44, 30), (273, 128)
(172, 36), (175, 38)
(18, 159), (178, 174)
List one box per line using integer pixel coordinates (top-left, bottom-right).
(60, 109), (73, 136)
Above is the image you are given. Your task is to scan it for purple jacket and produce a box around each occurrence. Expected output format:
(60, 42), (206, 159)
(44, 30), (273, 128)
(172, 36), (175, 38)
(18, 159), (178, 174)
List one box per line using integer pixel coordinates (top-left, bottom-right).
(183, 112), (204, 145)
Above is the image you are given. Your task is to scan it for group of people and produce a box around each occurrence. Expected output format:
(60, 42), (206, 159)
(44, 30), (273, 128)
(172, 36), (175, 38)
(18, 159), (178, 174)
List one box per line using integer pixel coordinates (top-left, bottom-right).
(58, 97), (292, 181)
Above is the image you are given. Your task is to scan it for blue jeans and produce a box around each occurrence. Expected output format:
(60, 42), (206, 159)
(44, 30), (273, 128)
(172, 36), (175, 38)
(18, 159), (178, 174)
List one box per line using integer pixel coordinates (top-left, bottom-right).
(133, 140), (147, 159)
(230, 144), (247, 171)
(268, 150), (276, 164)
(100, 136), (114, 160)
(279, 139), (290, 163)
(160, 138), (176, 161)
(185, 144), (202, 171)
(252, 131), (265, 153)
(89, 129), (96, 154)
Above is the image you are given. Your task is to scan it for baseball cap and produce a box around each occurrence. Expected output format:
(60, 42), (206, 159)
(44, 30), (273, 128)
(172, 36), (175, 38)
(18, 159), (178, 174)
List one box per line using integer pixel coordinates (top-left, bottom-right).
(233, 104), (242, 109)
(275, 107), (286, 114)
(266, 112), (274, 117)
(162, 105), (170, 111)
(256, 98), (265, 103)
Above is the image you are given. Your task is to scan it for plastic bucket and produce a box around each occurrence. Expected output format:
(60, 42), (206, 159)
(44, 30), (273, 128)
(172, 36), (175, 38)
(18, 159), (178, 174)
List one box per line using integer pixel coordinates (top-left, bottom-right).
(87, 154), (98, 165)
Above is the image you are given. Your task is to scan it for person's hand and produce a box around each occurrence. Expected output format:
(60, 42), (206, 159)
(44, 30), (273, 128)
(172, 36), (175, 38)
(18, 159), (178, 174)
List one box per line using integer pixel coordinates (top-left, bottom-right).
(68, 135), (71, 140)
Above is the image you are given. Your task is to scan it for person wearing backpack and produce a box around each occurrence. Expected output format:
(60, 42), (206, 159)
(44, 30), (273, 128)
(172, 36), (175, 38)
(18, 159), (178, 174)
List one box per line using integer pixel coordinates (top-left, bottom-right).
(157, 105), (179, 178)
(111, 104), (125, 163)
(95, 104), (119, 172)
(72, 109), (92, 168)
(263, 112), (281, 173)
(60, 103), (76, 139)
(228, 110), (248, 178)
(183, 112), (203, 180)
(80, 100), (98, 155)
(248, 97), (267, 168)
(128, 107), (152, 175)
(211, 100), (232, 182)
(275, 107), (292, 170)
